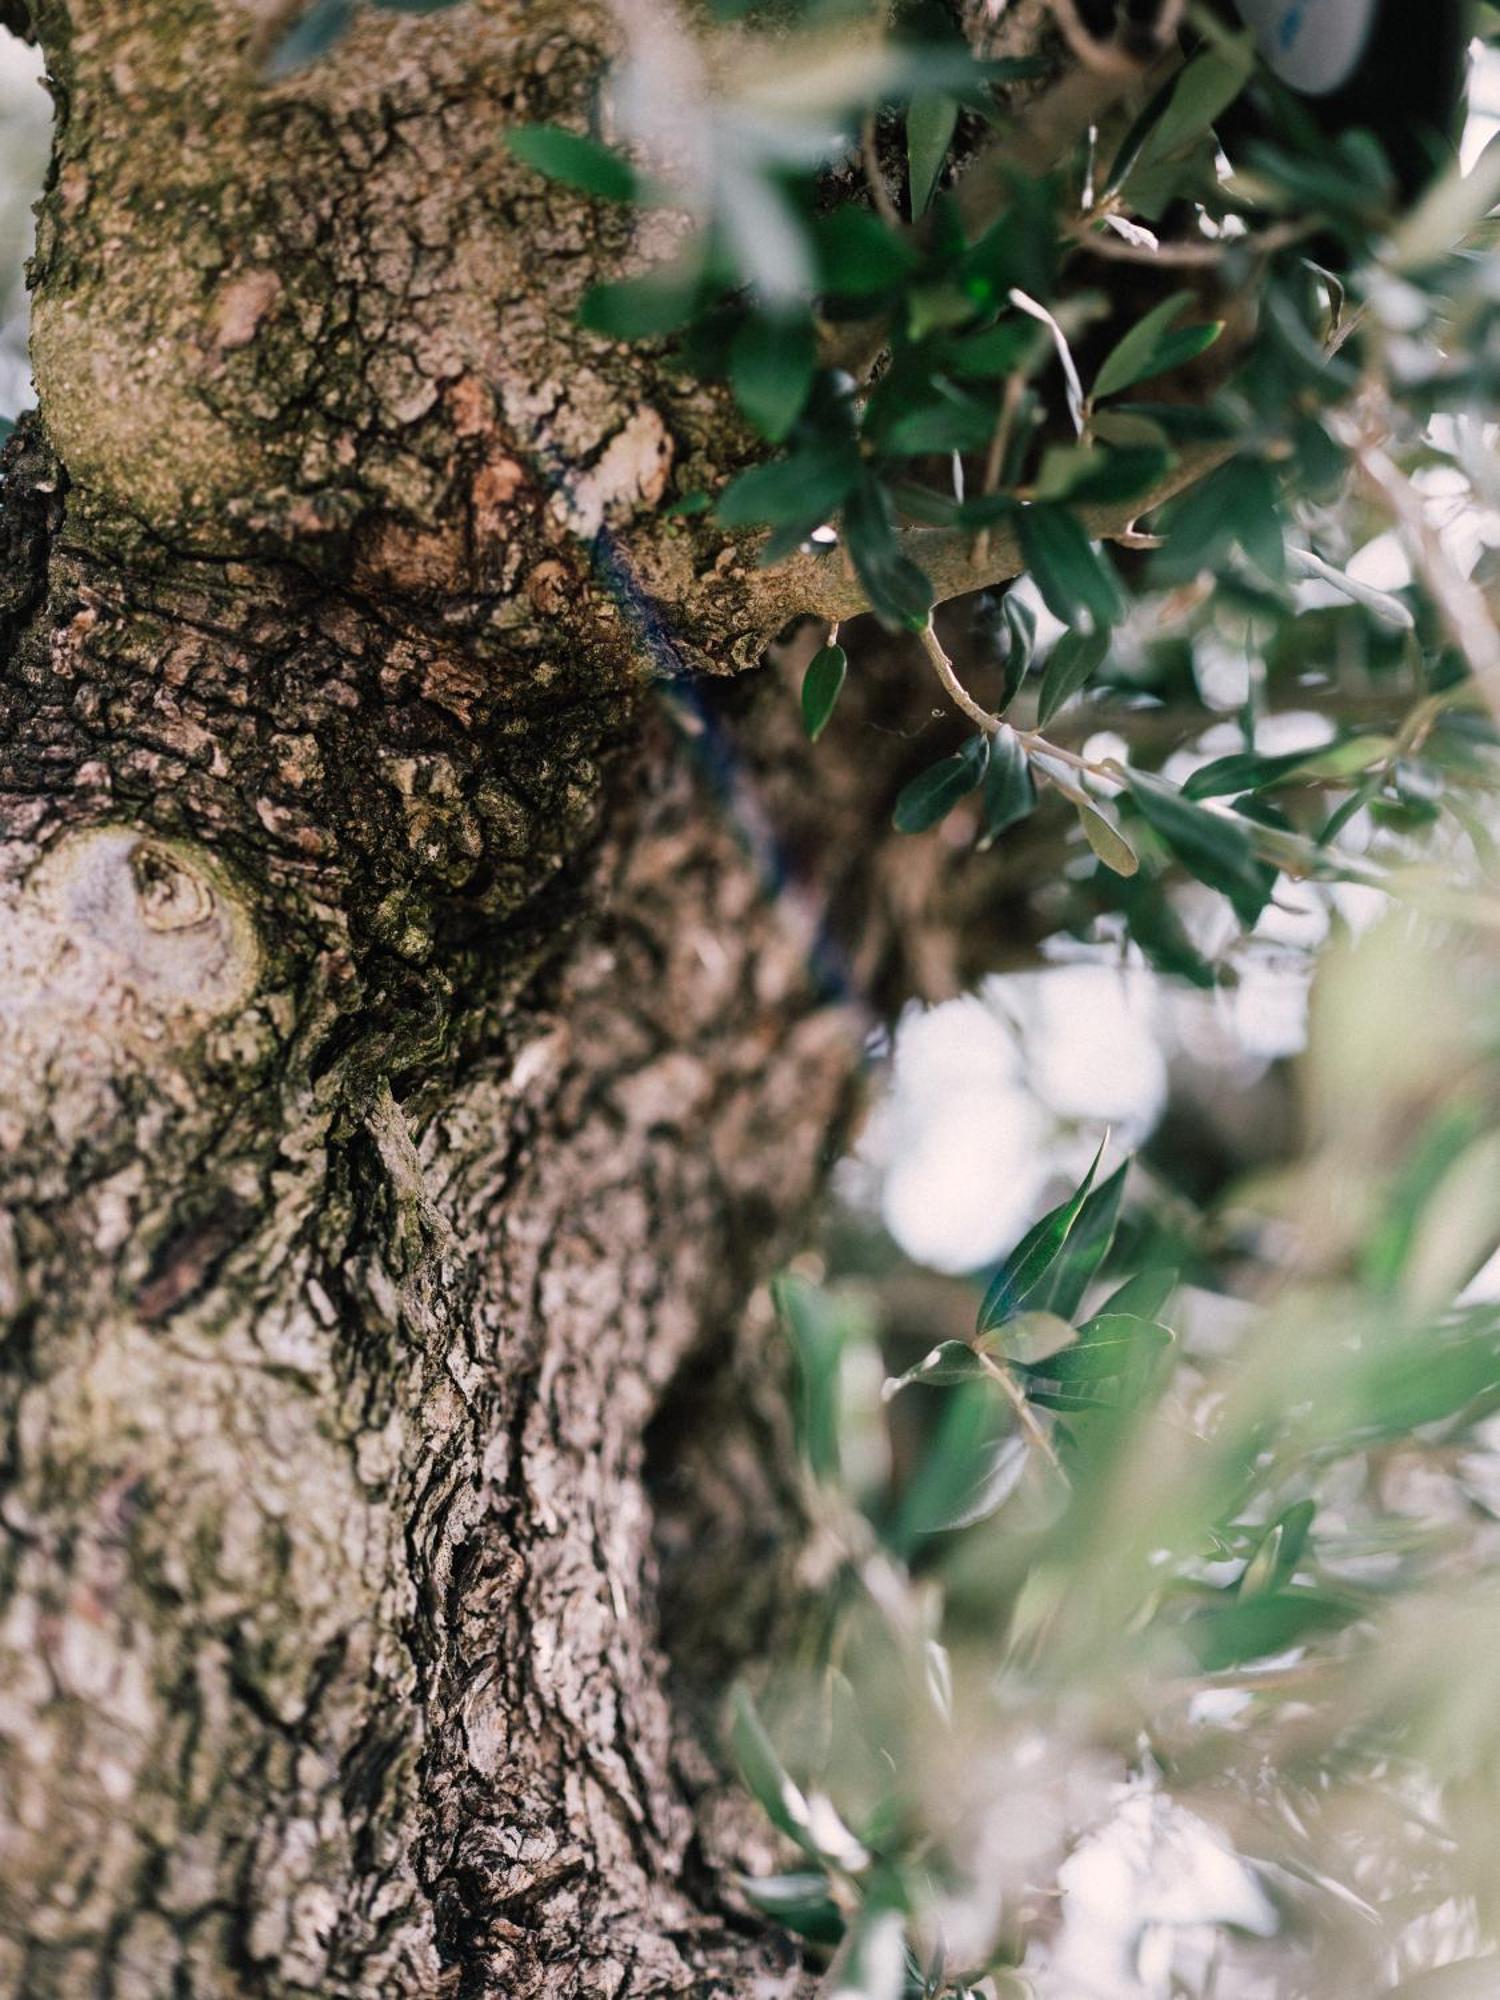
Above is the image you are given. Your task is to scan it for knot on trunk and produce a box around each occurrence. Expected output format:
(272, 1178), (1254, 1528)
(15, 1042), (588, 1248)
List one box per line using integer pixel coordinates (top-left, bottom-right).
(17, 823), (260, 1032)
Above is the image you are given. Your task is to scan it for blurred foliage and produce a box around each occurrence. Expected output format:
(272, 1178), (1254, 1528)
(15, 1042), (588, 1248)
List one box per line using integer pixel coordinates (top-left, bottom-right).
(755, 907), (1500, 1997)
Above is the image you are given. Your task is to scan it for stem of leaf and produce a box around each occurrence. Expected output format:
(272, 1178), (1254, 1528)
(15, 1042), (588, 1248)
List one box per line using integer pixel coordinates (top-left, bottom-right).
(916, 619), (1117, 780)
(977, 1351), (1066, 1476)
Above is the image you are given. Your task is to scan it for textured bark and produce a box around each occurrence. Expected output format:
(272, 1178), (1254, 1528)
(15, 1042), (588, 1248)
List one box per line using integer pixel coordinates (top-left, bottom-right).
(0, 4), (900, 1992)
(0, 0), (1117, 1984)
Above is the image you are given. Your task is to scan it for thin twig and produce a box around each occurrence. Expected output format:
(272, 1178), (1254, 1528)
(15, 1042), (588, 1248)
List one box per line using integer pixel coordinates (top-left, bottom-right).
(1047, 0), (1150, 78)
(916, 619), (1118, 777)
(1067, 216), (1313, 267)
(977, 1351), (1066, 1475)
(861, 114), (904, 234)
(917, 617), (1002, 731)
(1341, 411), (1500, 724)
(973, 371), (1027, 571)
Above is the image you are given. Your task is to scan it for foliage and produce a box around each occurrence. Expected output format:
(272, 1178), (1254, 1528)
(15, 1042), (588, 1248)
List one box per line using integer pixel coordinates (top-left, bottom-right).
(755, 907), (1500, 1996)
(480, 0), (1500, 993)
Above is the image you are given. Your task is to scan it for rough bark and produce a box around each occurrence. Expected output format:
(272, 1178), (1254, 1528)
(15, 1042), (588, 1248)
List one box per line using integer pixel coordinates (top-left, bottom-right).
(0, 4), (888, 1992)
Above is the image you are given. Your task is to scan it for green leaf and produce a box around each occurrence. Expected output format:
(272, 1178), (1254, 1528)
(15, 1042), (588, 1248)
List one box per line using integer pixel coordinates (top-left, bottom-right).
(773, 1273), (849, 1485)
(892, 732), (990, 833)
(882, 1340), (987, 1399)
(977, 1139), (1107, 1334)
(1183, 747), (1328, 799)
(945, 319), (1039, 380)
(844, 479), (934, 632)
(891, 1383), (1025, 1543)
(1033, 1161), (1129, 1319)
(908, 92), (959, 219)
(999, 590), (1037, 706)
(1115, 874), (1217, 987)
(1239, 1499), (1315, 1596)
(716, 449), (861, 530)
(827, 1908), (907, 2000)
(505, 124), (639, 203)
(1096, 1265), (1177, 1321)
(1035, 444), (1174, 505)
(1182, 1588), (1355, 1672)
(730, 315), (816, 443)
(1023, 1313), (1172, 1381)
(729, 1684), (813, 1846)
(881, 391), (998, 456)
(738, 1872), (844, 1947)
(1078, 802), (1138, 877)
(579, 267), (699, 339)
(1094, 291), (1223, 401)
(1020, 1313), (1172, 1410)
(1154, 458), (1285, 585)
(801, 644), (848, 742)
(992, 1310), (1078, 1366)
(1094, 291), (1192, 398)
(267, 0), (353, 73)
(1037, 627), (1109, 727)
(1133, 40), (1253, 168)
(1019, 505), (1124, 631)
(812, 209), (917, 297)
(978, 724), (1036, 847)
(1127, 772), (1275, 927)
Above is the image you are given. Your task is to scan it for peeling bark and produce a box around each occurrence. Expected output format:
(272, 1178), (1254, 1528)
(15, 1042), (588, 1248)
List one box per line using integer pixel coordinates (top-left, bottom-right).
(0, 5), (935, 1992)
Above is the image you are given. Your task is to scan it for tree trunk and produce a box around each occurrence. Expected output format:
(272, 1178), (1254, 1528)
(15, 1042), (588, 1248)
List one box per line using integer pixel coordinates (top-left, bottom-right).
(0, 4), (916, 1990)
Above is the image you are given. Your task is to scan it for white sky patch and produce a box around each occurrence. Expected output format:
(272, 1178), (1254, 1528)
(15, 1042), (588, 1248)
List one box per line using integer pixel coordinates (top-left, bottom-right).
(875, 968), (1168, 1273)
(1462, 41), (1500, 171)
(877, 996), (1051, 1272)
(989, 964), (1168, 1135)
(1234, 957), (1314, 1061)
(1193, 637), (1254, 712)
(1037, 1781), (1277, 1998)
(1347, 528), (1414, 593)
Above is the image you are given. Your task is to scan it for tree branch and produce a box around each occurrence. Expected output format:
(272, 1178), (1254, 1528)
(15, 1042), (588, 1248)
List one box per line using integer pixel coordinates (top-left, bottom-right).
(771, 437), (1234, 625)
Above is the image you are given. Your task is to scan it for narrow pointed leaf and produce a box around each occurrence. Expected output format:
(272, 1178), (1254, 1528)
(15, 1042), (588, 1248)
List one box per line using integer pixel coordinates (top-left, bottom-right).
(1079, 802), (1139, 876)
(505, 124), (640, 203)
(717, 449), (861, 530)
(893, 732), (989, 833)
(978, 724), (1037, 847)
(729, 1684), (813, 1846)
(977, 1138), (1107, 1334)
(991, 1310), (1077, 1365)
(1038, 627), (1110, 727)
(1000, 590), (1037, 707)
(908, 92), (959, 218)
(739, 1872), (844, 1946)
(731, 314), (816, 443)
(1019, 505), (1125, 631)
(1021, 1313), (1172, 1381)
(1033, 1160), (1129, 1319)
(1096, 1265), (1177, 1321)
(801, 644), (848, 741)
(1093, 291), (1195, 401)
(882, 1341), (986, 1400)
(1127, 772), (1274, 926)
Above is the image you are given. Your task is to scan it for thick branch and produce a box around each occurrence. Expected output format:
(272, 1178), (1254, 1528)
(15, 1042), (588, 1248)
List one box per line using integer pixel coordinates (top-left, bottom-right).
(766, 437), (1234, 626)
